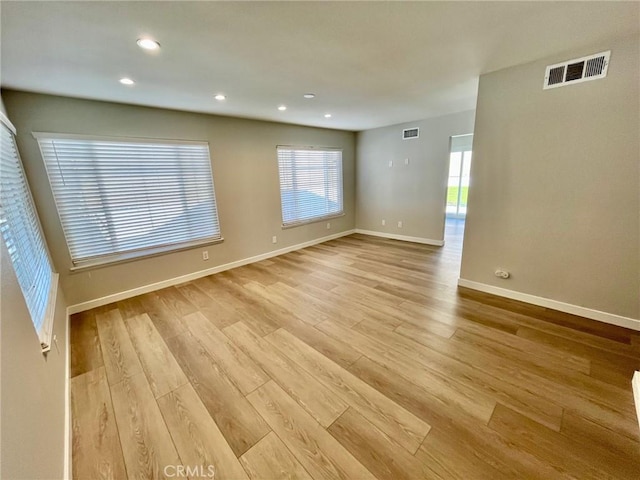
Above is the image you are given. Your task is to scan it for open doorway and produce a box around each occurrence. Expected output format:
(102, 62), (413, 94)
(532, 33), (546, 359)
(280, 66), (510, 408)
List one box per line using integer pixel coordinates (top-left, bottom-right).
(445, 133), (473, 247)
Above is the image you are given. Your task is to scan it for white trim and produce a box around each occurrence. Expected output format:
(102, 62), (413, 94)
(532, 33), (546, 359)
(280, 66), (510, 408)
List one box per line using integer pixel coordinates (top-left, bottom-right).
(63, 307), (71, 480)
(457, 278), (640, 331)
(67, 229), (356, 314)
(277, 144), (343, 152)
(39, 273), (59, 352)
(32, 131), (209, 146)
(355, 229), (444, 247)
(70, 237), (224, 272)
(632, 371), (640, 431)
(281, 213), (345, 230)
(0, 110), (16, 135)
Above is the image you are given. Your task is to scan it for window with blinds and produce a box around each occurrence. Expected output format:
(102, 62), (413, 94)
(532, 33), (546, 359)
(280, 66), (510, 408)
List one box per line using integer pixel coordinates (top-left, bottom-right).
(277, 146), (343, 227)
(1, 116), (57, 351)
(35, 133), (222, 268)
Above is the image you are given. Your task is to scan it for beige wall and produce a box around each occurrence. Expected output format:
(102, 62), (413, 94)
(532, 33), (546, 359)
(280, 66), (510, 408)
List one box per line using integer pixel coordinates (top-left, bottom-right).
(2, 90), (356, 306)
(1, 97), (69, 479)
(460, 33), (640, 320)
(356, 110), (475, 242)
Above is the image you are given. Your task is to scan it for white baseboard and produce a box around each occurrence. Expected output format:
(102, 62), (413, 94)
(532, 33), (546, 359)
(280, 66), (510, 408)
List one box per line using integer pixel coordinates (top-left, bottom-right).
(632, 371), (640, 431)
(458, 278), (640, 331)
(63, 309), (71, 479)
(355, 229), (444, 246)
(67, 229), (356, 315)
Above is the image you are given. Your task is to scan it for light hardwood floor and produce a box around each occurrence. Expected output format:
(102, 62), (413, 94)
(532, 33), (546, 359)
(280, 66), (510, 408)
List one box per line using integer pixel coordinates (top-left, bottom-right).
(70, 229), (640, 479)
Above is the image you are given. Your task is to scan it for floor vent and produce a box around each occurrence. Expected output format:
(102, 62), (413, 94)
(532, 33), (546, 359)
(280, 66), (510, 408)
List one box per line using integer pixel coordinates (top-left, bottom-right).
(543, 51), (610, 90)
(403, 127), (419, 140)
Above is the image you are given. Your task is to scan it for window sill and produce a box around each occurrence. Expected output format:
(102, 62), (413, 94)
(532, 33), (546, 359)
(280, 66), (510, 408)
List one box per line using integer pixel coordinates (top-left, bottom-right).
(281, 212), (345, 229)
(40, 273), (59, 354)
(69, 237), (224, 273)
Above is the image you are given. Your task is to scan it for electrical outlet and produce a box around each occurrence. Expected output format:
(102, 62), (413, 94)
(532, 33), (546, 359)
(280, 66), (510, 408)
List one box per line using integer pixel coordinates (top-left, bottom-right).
(397, 221), (403, 228)
(272, 236), (277, 244)
(202, 250), (209, 261)
(404, 158), (409, 165)
(326, 222), (331, 229)
(381, 219), (386, 226)
(388, 160), (393, 167)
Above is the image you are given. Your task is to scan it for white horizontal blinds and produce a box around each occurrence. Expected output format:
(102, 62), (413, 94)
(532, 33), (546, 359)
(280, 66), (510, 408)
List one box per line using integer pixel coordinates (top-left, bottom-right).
(0, 124), (53, 336)
(450, 134), (473, 153)
(36, 135), (221, 265)
(277, 147), (343, 226)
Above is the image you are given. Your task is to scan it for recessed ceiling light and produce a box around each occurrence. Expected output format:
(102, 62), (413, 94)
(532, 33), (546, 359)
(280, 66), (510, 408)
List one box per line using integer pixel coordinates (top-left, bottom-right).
(324, 114), (332, 118)
(137, 38), (160, 51)
(278, 105), (287, 111)
(119, 77), (135, 85)
(303, 93), (316, 99)
(214, 94), (226, 101)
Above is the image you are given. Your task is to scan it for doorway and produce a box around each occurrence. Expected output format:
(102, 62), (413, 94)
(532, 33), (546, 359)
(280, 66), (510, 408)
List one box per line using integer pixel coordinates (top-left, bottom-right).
(445, 133), (473, 249)
(446, 134), (473, 219)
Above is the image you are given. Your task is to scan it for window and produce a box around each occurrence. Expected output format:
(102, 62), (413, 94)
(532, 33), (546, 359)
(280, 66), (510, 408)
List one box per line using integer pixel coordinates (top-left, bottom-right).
(35, 133), (221, 268)
(277, 146), (343, 227)
(0, 115), (57, 351)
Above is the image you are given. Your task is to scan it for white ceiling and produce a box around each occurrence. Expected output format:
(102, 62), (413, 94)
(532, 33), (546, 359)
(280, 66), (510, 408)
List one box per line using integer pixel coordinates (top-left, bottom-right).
(1, 1), (638, 131)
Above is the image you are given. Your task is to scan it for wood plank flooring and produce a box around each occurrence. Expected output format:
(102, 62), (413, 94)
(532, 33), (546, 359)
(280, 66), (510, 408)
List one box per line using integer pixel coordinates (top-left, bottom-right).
(70, 228), (640, 479)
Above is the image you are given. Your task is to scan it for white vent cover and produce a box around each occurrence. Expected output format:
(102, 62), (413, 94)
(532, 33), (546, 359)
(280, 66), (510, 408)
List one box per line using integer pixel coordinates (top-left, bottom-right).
(403, 127), (419, 139)
(543, 51), (610, 90)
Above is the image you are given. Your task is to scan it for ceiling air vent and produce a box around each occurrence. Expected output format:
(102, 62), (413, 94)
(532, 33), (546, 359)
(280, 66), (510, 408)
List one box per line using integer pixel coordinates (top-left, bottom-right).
(403, 127), (419, 139)
(543, 51), (610, 90)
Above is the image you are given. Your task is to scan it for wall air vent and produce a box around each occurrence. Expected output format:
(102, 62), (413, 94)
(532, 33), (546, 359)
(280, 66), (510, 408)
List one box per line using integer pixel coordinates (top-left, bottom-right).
(543, 51), (610, 90)
(403, 127), (419, 139)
